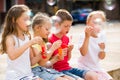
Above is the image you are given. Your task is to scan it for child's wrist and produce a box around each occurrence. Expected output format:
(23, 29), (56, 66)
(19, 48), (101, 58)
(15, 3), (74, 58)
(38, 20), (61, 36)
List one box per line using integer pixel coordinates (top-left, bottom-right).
(100, 48), (104, 52)
(50, 47), (56, 53)
(28, 41), (33, 47)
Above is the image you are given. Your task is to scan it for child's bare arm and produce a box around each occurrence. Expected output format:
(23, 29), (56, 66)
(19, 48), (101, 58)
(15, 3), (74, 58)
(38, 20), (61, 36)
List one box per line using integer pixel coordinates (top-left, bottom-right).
(45, 54), (59, 68)
(6, 36), (43, 60)
(6, 35), (32, 60)
(67, 44), (74, 60)
(38, 40), (62, 66)
(79, 26), (93, 56)
(30, 47), (42, 66)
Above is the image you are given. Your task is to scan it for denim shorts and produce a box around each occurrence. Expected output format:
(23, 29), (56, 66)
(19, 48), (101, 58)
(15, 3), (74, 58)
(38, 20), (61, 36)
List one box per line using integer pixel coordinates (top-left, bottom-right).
(32, 66), (65, 80)
(19, 76), (39, 80)
(62, 68), (88, 79)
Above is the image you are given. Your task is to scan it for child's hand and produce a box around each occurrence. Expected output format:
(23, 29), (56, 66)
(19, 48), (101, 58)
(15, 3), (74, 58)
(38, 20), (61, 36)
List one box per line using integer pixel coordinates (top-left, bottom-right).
(50, 54), (61, 64)
(98, 43), (105, 50)
(62, 48), (68, 56)
(98, 43), (106, 59)
(53, 54), (60, 61)
(85, 26), (93, 37)
(51, 40), (62, 51)
(57, 48), (67, 60)
(31, 37), (43, 45)
(68, 44), (74, 53)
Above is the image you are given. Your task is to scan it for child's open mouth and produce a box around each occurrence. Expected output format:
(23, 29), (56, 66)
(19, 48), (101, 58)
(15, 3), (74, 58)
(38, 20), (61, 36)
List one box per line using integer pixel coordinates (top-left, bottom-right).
(66, 31), (69, 34)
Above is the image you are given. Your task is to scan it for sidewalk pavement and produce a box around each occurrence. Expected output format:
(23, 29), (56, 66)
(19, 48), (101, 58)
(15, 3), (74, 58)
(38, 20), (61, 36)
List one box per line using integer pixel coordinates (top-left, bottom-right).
(0, 21), (120, 80)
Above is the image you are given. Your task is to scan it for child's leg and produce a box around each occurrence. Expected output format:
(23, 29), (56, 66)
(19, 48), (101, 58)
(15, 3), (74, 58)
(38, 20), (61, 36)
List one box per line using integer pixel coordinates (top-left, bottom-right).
(63, 75), (76, 80)
(76, 78), (84, 80)
(63, 75), (84, 80)
(59, 75), (84, 80)
(36, 78), (43, 80)
(55, 77), (68, 80)
(84, 71), (98, 80)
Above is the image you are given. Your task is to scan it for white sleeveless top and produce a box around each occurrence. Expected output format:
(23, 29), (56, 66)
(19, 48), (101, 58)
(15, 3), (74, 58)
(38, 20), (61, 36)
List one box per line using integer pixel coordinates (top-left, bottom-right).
(6, 35), (33, 80)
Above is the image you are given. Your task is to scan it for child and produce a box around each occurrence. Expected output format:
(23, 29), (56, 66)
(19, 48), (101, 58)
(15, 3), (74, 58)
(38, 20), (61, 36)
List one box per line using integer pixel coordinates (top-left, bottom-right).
(48, 9), (98, 80)
(78, 11), (113, 80)
(0, 5), (42, 80)
(31, 12), (75, 80)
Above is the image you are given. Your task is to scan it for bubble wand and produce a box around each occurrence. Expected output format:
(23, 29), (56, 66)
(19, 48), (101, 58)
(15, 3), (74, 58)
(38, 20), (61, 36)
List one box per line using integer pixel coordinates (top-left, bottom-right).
(58, 44), (68, 59)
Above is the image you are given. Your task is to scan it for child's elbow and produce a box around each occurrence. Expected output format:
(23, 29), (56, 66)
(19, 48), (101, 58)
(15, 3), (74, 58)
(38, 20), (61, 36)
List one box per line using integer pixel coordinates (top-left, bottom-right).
(79, 48), (87, 56)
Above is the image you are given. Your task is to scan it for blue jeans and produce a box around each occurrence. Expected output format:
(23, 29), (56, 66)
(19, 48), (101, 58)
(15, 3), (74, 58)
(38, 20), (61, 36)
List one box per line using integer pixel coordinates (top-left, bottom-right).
(62, 68), (88, 79)
(32, 66), (65, 80)
(19, 76), (39, 80)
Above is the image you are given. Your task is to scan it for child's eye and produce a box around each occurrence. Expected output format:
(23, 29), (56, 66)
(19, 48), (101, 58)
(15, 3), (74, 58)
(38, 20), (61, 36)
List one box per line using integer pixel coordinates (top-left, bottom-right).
(65, 25), (70, 28)
(45, 28), (49, 31)
(64, 26), (68, 27)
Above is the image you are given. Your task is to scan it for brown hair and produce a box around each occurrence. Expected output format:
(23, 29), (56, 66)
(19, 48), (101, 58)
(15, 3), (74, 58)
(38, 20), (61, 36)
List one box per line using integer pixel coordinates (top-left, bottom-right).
(55, 9), (73, 24)
(0, 5), (30, 54)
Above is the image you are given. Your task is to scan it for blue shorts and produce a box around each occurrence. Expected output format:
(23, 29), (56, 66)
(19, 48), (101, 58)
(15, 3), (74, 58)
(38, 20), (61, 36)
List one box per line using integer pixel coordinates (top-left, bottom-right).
(19, 76), (39, 80)
(32, 66), (65, 80)
(62, 68), (88, 79)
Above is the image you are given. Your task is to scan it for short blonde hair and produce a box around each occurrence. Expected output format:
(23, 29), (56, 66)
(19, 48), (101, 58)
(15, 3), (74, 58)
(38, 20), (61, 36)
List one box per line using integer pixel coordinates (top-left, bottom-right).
(86, 10), (106, 24)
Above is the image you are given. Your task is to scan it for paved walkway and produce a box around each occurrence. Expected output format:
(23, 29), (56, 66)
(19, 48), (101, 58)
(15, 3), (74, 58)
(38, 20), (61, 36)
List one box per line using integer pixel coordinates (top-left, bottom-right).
(0, 21), (120, 80)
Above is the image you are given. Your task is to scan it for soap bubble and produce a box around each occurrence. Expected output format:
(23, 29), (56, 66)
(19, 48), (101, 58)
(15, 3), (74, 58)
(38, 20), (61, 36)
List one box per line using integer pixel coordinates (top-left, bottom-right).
(50, 16), (62, 34)
(47, 0), (56, 6)
(104, 0), (116, 10)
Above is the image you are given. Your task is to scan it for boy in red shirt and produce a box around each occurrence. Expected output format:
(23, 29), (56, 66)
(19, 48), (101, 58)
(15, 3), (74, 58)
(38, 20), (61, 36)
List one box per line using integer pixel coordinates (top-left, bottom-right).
(48, 9), (98, 80)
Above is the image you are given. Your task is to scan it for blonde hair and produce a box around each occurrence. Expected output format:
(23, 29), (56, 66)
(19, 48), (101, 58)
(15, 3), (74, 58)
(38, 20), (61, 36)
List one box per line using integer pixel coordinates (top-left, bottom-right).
(32, 12), (51, 30)
(86, 10), (106, 24)
(31, 12), (51, 42)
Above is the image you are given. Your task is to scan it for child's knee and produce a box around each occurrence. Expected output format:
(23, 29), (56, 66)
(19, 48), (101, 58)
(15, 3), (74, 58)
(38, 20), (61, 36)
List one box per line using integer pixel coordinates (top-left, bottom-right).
(77, 78), (84, 80)
(56, 77), (68, 80)
(38, 78), (43, 80)
(63, 75), (76, 80)
(84, 71), (98, 80)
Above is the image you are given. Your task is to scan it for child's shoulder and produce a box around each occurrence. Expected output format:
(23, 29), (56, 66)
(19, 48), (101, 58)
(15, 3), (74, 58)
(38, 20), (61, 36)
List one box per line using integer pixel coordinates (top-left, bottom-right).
(5, 34), (15, 44)
(6, 34), (14, 40)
